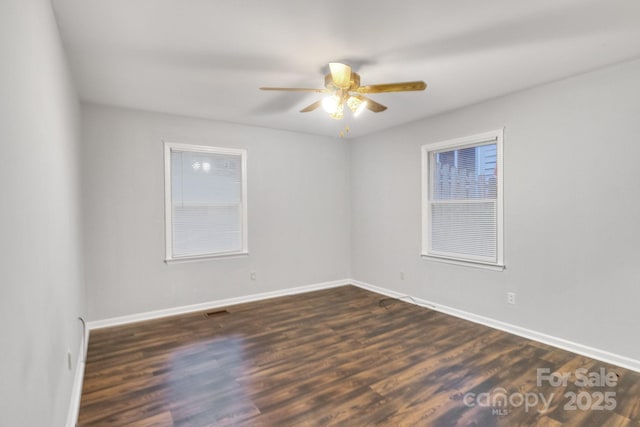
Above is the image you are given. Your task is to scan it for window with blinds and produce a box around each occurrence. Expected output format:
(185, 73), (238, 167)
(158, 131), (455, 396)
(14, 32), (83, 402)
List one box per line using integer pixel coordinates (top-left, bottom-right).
(164, 143), (247, 261)
(422, 130), (504, 269)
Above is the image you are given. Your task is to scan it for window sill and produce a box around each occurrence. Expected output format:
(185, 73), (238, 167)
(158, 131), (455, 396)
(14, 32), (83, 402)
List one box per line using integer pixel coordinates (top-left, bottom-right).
(165, 251), (249, 264)
(421, 254), (505, 271)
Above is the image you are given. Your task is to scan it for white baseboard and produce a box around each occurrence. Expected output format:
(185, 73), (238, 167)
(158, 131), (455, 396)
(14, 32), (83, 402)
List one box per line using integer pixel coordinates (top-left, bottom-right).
(86, 279), (351, 330)
(65, 333), (88, 427)
(351, 279), (640, 373)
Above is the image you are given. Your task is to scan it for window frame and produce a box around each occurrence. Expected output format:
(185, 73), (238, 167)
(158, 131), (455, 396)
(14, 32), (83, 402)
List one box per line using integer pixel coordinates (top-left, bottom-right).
(421, 129), (504, 271)
(163, 141), (248, 263)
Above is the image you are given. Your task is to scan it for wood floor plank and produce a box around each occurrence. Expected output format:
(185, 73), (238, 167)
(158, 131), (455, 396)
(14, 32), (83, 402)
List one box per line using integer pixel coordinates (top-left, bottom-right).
(123, 411), (174, 427)
(78, 285), (640, 426)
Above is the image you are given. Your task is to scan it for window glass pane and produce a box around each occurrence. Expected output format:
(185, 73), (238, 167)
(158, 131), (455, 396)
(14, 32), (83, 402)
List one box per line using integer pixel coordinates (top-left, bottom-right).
(427, 138), (500, 263)
(432, 143), (497, 200)
(170, 149), (243, 258)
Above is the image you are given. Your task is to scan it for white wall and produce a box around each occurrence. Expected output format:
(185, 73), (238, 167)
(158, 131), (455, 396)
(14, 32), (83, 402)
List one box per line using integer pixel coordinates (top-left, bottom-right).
(0, 1), (85, 426)
(81, 104), (351, 321)
(351, 59), (640, 361)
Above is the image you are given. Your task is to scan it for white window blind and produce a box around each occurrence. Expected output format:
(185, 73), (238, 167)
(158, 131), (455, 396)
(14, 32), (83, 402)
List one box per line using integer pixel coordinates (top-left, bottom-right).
(422, 130), (504, 269)
(164, 143), (247, 261)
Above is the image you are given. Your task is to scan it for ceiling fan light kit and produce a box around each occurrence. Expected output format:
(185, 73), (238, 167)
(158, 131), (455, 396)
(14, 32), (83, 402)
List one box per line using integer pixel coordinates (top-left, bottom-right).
(260, 62), (427, 121)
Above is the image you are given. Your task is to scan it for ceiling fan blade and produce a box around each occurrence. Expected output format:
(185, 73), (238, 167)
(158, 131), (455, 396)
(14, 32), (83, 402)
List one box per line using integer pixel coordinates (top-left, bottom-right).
(260, 87), (328, 93)
(300, 100), (322, 113)
(359, 96), (388, 112)
(357, 81), (427, 94)
(329, 62), (352, 89)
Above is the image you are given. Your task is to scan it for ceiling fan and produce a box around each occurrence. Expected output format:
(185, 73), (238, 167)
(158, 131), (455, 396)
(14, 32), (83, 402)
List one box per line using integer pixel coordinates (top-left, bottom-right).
(260, 62), (427, 119)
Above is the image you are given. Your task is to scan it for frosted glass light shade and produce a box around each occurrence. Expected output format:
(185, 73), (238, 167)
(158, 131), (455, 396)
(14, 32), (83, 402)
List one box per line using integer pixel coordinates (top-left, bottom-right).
(347, 96), (368, 116)
(322, 95), (341, 114)
(329, 102), (344, 119)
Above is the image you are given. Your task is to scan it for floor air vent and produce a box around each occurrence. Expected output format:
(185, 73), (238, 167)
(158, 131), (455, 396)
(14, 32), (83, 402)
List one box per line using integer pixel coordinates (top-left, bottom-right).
(204, 309), (230, 318)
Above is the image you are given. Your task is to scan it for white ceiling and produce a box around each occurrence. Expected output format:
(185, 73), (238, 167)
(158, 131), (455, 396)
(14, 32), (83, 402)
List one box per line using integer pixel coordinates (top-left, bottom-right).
(52, 0), (640, 139)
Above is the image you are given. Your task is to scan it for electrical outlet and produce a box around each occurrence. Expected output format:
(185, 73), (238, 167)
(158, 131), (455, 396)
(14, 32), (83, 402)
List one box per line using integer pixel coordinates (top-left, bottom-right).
(507, 292), (516, 305)
(250, 272), (256, 281)
(400, 272), (405, 280)
(67, 349), (72, 370)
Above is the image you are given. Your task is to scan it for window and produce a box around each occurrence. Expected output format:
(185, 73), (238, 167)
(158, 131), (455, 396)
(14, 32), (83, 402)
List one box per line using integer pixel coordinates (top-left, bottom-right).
(422, 129), (504, 270)
(164, 142), (247, 261)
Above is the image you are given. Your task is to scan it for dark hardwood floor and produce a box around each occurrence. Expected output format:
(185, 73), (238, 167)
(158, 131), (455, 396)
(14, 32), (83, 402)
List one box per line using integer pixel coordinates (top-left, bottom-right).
(78, 286), (640, 426)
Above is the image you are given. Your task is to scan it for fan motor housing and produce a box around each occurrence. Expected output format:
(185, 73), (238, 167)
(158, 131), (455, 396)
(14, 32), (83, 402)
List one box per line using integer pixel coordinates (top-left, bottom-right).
(325, 72), (360, 91)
